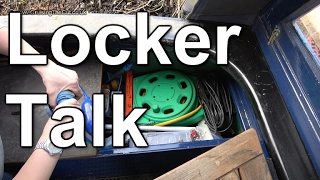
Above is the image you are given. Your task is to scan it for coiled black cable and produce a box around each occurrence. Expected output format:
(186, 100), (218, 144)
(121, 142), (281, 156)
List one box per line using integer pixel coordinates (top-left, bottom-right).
(196, 73), (233, 133)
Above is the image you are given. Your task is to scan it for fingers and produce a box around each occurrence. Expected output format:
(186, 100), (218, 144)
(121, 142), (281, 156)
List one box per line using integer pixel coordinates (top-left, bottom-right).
(47, 86), (82, 108)
(72, 85), (83, 100)
(48, 94), (58, 109)
(54, 99), (81, 110)
(43, 64), (83, 107)
(59, 68), (83, 100)
(71, 75), (83, 100)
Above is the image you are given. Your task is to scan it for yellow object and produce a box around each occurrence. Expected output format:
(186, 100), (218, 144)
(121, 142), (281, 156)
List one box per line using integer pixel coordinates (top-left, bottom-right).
(110, 79), (118, 90)
(154, 105), (202, 126)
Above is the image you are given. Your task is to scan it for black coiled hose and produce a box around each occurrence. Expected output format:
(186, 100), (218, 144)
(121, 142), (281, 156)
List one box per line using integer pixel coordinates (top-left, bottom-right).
(196, 73), (233, 133)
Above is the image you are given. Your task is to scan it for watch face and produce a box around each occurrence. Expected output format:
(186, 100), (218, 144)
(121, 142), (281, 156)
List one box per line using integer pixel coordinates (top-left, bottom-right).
(47, 141), (62, 154)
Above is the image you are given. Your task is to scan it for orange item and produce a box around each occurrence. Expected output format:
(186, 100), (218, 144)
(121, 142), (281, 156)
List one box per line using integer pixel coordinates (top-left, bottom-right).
(125, 70), (133, 116)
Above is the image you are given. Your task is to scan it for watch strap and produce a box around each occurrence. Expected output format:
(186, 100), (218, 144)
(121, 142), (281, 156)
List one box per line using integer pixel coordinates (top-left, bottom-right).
(34, 140), (47, 150)
(34, 139), (63, 155)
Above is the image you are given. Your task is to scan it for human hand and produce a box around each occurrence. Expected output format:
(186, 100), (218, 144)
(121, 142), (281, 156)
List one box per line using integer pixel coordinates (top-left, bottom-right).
(40, 99), (81, 141)
(1, 28), (83, 106)
(33, 61), (83, 108)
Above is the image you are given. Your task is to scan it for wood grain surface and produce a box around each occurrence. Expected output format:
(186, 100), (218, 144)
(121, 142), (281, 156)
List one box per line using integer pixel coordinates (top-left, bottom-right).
(156, 129), (272, 180)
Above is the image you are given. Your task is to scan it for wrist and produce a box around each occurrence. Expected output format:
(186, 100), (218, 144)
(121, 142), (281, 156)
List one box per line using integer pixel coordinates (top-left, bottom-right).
(32, 60), (57, 76)
(35, 138), (63, 156)
(39, 134), (50, 142)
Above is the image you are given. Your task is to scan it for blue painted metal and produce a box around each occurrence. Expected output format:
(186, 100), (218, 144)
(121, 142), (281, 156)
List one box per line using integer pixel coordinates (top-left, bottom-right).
(259, 0), (309, 29)
(98, 138), (229, 155)
(253, 2), (320, 174)
(51, 145), (213, 179)
(203, 25), (314, 178)
(228, 80), (270, 158)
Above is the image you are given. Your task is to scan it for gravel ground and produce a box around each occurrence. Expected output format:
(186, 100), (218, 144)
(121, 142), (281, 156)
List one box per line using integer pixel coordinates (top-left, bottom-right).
(0, 0), (186, 17)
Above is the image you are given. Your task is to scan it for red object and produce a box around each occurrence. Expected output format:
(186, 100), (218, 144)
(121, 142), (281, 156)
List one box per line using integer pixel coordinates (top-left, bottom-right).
(191, 130), (198, 139)
(125, 70), (133, 116)
(307, 37), (320, 59)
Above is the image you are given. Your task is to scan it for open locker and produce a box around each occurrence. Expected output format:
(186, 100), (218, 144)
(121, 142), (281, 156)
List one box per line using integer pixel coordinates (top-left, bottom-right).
(0, 18), (274, 178)
(1, 0), (320, 179)
(97, 44), (267, 156)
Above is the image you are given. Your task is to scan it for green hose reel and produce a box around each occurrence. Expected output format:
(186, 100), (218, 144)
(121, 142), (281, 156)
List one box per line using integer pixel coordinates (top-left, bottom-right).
(133, 70), (204, 126)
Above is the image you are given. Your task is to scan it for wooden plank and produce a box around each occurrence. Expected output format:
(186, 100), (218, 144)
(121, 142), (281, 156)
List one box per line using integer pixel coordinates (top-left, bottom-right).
(156, 129), (263, 180)
(218, 170), (240, 180)
(238, 154), (272, 180)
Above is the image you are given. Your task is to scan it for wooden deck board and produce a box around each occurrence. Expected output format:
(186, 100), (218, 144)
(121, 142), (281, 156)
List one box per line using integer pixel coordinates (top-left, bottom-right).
(156, 129), (271, 180)
(239, 155), (272, 180)
(219, 170), (240, 180)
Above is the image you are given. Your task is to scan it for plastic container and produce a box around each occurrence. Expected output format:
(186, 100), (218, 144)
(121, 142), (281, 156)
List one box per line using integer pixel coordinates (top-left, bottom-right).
(130, 131), (195, 146)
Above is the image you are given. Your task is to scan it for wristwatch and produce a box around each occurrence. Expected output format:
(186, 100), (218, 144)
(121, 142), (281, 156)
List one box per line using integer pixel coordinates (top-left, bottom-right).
(34, 139), (63, 156)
